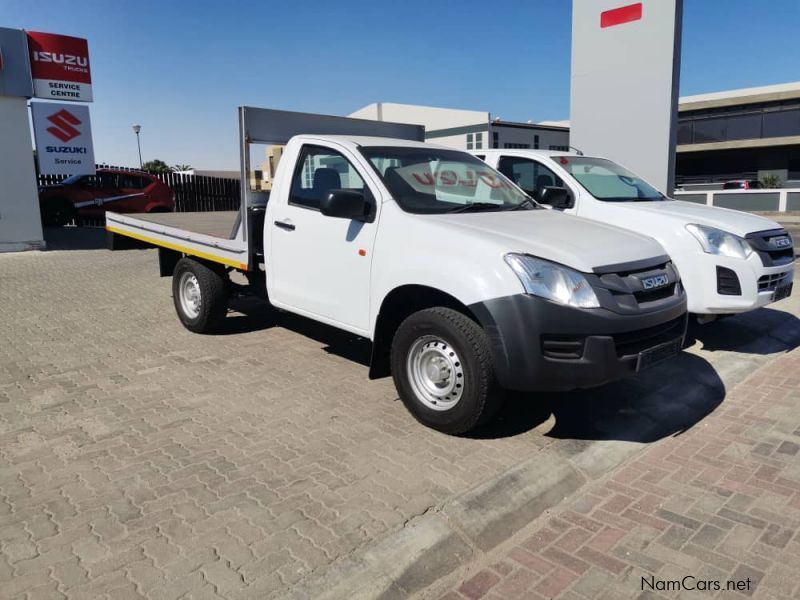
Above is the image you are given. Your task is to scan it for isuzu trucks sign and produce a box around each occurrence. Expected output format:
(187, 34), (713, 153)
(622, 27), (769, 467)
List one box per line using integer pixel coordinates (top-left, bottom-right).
(32, 102), (95, 175)
(27, 31), (92, 102)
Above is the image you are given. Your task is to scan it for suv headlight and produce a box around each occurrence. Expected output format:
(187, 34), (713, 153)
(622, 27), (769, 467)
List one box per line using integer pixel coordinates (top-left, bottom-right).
(504, 254), (600, 308)
(686, 224), (753, 259)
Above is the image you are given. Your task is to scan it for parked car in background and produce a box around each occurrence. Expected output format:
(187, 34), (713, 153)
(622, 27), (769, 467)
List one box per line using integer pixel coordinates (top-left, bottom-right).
(475, 150), (794, 322)
(722, 179), (763, 190)
(39, 168), (174, 226)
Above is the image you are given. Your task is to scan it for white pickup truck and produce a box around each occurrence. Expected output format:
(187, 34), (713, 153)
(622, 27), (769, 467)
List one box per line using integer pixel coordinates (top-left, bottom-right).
(476, 150), (795, 321)
(107, 108), (687, 434)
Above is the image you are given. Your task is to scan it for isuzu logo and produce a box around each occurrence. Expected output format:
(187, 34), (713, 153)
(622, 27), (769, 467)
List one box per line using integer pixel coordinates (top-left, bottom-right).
(770, 236), (792, 248)
(641, 274), (669, 290)
(46, 109), (82, 142)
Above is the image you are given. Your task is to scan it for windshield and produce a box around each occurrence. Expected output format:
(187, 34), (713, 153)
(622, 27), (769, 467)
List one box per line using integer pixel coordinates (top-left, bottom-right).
(552, 156), (667, 202)
(360, 146), (537, 214)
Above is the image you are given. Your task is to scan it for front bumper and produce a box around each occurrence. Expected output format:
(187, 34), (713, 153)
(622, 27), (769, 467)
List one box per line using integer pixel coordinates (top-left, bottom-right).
(682, 252), (794, 314)
(468, 293), (688, 392)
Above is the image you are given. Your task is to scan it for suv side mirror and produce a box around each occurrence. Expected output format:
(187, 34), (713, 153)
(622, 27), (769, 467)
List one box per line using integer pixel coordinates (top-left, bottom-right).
(320, 189), (371, 221)
(539, 186), (571, 209)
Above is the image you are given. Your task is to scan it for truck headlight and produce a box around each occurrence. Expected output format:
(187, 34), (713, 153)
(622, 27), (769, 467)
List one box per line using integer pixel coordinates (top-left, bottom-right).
(686, 224), (753, 260)
(504, 254), (600, 308)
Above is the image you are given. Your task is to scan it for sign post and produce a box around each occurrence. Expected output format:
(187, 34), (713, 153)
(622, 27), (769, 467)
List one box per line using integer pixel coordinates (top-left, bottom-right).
(570, 0), (683, 194)
(26, 31), (92, 102)
(31, 102), (95, 176)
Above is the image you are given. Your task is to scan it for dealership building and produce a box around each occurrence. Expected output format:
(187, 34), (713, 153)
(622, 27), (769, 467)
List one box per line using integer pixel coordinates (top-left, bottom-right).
(351, 81), (800, 188)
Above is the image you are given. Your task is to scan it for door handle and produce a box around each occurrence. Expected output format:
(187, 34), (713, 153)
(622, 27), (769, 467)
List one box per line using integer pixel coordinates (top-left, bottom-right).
(274, 220), (295, 231)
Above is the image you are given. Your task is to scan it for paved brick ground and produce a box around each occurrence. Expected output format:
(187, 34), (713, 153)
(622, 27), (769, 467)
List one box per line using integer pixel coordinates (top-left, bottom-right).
(431, 346), (800, 600)
(0, 245), (562, 599)
(1, 239), (797, 599)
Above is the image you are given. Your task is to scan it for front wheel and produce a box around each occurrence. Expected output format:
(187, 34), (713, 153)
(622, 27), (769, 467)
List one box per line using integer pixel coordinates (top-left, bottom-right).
(390, 307), (502, 434)
(172, 257), (229, 333)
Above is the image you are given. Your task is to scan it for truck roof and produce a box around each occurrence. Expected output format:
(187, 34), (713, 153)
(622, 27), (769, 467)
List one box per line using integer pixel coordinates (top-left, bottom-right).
(292, 134), (450, 150)
(476, 148), (579, 158)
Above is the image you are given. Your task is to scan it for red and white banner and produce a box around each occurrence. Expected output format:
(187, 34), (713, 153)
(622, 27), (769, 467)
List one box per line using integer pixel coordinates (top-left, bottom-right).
(31, 102), (95, 175)
(27, 31), (92, 102)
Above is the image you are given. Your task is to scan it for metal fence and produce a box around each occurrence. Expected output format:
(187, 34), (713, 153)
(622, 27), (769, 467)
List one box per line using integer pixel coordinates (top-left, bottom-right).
(673, 188), (800, 212)
(37, 164), (241, 214)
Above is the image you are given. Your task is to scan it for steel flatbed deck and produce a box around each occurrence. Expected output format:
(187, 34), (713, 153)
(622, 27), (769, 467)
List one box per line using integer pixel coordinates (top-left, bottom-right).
(106, 210), (249, 270)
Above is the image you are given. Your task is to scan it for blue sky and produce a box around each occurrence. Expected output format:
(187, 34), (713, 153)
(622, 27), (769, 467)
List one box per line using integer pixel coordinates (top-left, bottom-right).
(4, 0), (800, 169)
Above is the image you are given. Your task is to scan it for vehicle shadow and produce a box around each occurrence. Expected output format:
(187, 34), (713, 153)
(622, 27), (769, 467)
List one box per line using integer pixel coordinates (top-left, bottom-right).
(43, 226), (107, 251)
(222, 296), (372, 365)
(471, 351), (724, 443)
(686, 306), (800, 355)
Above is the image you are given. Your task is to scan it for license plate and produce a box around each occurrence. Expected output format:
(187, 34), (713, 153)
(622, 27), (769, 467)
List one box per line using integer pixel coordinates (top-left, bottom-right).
(636, 337), (682, 371)
(773, 282), (793, 302)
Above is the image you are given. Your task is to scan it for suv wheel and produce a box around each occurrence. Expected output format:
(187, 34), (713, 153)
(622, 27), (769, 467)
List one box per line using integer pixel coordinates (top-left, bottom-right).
(41, 197), (75, 227)
(391, 307), (501, 434)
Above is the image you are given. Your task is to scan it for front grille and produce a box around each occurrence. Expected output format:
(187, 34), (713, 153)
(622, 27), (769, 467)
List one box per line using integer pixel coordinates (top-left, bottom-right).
(541, 336), (584, 359)
(634, 283), (677, 304)
(613, 315), (686, 358)
(746, 229), (795, 267)
(716, 266), (742, 295)
(758, 271), (791, 292)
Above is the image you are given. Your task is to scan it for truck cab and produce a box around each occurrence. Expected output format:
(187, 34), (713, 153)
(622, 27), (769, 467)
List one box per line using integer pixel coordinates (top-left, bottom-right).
(477, 149), (795, 319)
(108, 107), (688, 434)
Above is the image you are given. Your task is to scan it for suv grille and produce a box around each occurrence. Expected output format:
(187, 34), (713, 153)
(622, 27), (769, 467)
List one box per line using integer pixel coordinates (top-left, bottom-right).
(758, 271), (792, 292)
(613, 316), (686, 358)
(746, 229), (795, 267)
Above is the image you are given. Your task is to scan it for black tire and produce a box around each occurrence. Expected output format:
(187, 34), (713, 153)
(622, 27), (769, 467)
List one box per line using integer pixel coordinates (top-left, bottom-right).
(390, 307), (501, 434)
(172, 257), (229, 333)
(41, 197), (75, 227)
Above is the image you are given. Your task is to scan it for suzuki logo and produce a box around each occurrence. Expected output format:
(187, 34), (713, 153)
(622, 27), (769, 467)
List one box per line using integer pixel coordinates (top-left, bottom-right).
(46, 109), (81, 142)
(641, 274), (669, 290)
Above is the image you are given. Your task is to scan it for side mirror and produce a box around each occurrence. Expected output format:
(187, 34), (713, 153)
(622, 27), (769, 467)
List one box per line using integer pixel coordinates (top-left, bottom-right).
(320, 189), (371, 221)
(539, 186), (571, 209)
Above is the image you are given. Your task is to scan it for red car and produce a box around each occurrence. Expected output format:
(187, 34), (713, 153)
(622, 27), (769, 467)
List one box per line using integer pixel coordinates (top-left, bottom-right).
(39, 168), (174, 226)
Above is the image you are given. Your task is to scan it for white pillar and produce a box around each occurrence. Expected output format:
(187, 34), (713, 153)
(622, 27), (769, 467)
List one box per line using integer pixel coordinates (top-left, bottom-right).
(0, 96), (44, 252)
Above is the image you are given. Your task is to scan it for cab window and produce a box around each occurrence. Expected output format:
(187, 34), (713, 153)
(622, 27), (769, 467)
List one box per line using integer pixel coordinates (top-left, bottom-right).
(290, 146), (365, 210)
(497, 156), (564, 201)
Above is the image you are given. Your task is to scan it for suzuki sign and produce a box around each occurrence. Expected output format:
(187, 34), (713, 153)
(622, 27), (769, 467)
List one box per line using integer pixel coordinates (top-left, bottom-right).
(32, 101), (95, 175)
(27, 31), (92, 102)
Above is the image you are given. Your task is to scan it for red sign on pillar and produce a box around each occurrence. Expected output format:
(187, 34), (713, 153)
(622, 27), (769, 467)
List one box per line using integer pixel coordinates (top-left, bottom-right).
(26, 31), (92, 102)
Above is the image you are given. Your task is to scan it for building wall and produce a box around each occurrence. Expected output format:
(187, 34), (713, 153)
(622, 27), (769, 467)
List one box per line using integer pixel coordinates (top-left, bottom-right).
(350, 103), (489, 132)
(0, 96), (44, 252)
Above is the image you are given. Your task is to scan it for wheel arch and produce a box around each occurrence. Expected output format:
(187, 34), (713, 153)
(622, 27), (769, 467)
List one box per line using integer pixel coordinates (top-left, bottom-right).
(369, 284), (483, 379)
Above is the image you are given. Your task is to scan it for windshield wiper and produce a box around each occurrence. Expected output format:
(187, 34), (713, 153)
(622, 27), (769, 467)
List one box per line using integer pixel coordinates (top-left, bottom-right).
(445, 202), (506, 213)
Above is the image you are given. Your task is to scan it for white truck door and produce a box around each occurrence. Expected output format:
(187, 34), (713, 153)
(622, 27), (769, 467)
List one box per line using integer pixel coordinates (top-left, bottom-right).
(269, 143), (378, 334)
(495, 155), (578, 215)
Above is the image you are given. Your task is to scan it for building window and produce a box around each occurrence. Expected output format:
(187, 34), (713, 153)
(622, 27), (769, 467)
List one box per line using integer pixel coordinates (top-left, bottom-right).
(492, 131), (499, 148)
(503, 143), (531, 149)
(475, 132), (483, 149)
(466, 133), (473, 150)
(534, 135), (540, 149)
(549, 145), (569, 151)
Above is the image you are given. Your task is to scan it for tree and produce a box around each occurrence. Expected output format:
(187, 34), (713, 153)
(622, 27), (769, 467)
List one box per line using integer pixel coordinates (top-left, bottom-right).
(141, 159), (171, 174)
(172, 164), (192, 172)
(759, 174), (782, 189)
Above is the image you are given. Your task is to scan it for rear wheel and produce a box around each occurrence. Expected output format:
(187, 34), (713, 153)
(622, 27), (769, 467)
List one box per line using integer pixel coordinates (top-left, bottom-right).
(172, 257), (229, 333)
(391, 307), (501, 434)
(41, 197), (75, 227)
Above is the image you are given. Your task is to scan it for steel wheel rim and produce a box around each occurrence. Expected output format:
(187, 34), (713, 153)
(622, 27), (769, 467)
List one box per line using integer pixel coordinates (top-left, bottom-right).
(406, 335), (464, 411)
(178, 272), (202, 319)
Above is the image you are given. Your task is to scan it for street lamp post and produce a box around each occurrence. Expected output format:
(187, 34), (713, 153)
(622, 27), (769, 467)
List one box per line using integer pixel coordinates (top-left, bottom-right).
(132, 124), (143, 168)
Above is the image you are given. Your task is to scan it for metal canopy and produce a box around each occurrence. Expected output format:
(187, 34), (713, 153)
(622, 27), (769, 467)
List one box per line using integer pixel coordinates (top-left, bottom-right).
(239, 106), (425, 145)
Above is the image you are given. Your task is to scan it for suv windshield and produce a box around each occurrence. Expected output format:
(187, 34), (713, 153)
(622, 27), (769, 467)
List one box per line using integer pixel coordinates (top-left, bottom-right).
(552, 156), (667, 202)
(361, 146), (536, 214)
